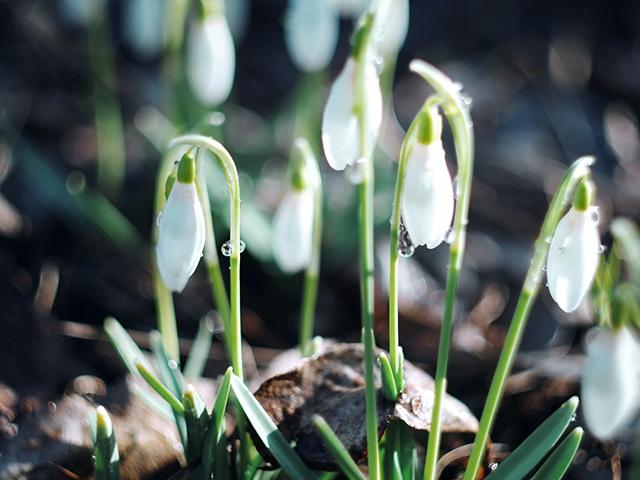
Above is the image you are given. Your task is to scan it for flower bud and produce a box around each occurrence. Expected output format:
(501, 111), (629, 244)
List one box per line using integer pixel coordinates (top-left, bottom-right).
(401, 107), (454, 249)
(285, 0), (339, 72)
(581, 326), (640, 440)
(186, 9), (235, 106)
(272, 188), (314, 274)
(156, 153), (206, 292)
(546, 201), (600, 312)
(321, 58), (382, 170)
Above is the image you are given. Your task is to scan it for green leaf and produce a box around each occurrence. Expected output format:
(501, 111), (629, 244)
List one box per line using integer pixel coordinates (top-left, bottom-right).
(183, 384), (210, 474)
(312, 415), (365, 480)
(379, 353), (399, 401)
(184, 315), (216, 379)
(135, 360), (185, 415)
(104, 317), (153, 376)
(93, 406), (120, 480)
(230, 375), (318, 480)
(611, 218), (640, 284)
(530, 428), (583, 480)
(150, 330), (185, 397)
(486, 396), (579, 480)
(202, 367), (233, 479)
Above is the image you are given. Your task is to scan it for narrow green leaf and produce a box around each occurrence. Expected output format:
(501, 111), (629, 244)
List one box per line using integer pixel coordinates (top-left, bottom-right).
(183, 384), (210, 475)
(530, 428), (583, 480)
(395, 347), (405, 392)
(312, 415), (365, 480)
(379, 353), (399, 401)
(202, 367), (233, 479)
(184, 315), (216, 379)
(135, 360), (185, 415)
(93, 406), (120, 480)
(104, 317), (152, 376)
(486, 396), (579, 480)
(230, 375), (318, 479)
(611, 218), (640, 284)
(150, 330), (185, 397)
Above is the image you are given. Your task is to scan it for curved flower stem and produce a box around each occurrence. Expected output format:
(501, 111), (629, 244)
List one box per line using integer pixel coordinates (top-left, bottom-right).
(353, 12), (380, 480)
(297, 141), (323, 356)
(388, 94), (441, 377)
(169, 134), (243, 379)
(194, 148), (231, 348)
(408, 60), (475, 480)
(463, 156), (594, 480)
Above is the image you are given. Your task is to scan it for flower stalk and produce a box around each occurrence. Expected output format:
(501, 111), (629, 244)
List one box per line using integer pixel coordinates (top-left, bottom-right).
(406, 60), (475, 480)
(463, 155), (595, 480)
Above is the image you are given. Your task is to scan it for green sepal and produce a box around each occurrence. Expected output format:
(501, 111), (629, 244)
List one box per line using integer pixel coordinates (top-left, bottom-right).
(416, 106), (443, 145)
(379, 353), (399, 401)
(572, 177), (595, 211)
(177, 151), (196, 184)
(350, 12), (375, 61)
(164, 173), (177, 200)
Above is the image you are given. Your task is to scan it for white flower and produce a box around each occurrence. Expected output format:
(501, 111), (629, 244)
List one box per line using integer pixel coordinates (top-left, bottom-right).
(401, 141), (455, 249)
(156, 157), (206, 292)
(123, 0), (166, 59)
(546, 206), (600, 312)
(272, 188), (314, 273)
(377, 0), (410, 57)
(321, 58), (382, 171)
(285, 0), (339, 72)
(582, 326), (640, 440)
(329, 0), (367, 18)
(186, 14), (235, 106)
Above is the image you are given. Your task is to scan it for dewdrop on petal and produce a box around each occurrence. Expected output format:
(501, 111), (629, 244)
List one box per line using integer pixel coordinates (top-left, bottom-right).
(186, 1), (235, 106)
(321, 58), (382, 170)
(156, 152), (206, 292)
(581, 326), (640, 440)
(401, 106), (455, 249)
(546, 179), (600, 312)
(285, 0), (339, 72)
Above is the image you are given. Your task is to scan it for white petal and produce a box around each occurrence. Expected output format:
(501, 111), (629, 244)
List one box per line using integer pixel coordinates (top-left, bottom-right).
(123, 0), (166, 59)
(156, 183), (206, 292)
(401, 142), (455, 249)
(582, 326), (640, 440)
(328, 0), (367, 17)
(377, 0), (410, 56)
(187, 15), (236, 106)
(321, 58), (382, 170)
(272, 189), (314, 273)
(285, 0), (339, 72)
(546, 206), (600, 312)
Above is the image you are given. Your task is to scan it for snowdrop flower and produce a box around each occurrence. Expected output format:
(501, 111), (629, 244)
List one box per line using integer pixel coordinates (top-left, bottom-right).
(285, 0), (339, 72)
(186, 2), (235, 106)
(546, 180), (600, 312)
(401, 106), (455, 249)
(156, 152), (206, 292)
(329, 0), (367, 18)
(272, 143), (317, 273)
(122, 0), (167, 59)
(377, 0), (410, 57)
(321, 57), (382, 170)
(582, 326), (640, 440)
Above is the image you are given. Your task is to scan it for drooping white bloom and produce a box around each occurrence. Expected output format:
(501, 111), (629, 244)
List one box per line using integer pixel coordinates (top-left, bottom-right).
(402, 141), (455, 249)
(186, 14), (236, 106)
(321, 58), (382, 171)
(377, 0), (410, 57)
(123, 0), (167, 59)
(582, 326), (640, 440)
(285, 0), (339, 72)
(156, 159), (206, 292)
(329, 0), (367, 18)
(272, 188), (314, 273)
(546, 206), (600, 312)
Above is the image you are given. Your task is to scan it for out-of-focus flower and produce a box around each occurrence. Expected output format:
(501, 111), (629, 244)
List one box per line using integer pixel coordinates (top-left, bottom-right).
(582, 326), (640, 440)
(224, 0), (250, 42)
(122, 0), (167, 59)
(285, 0), (339, 72)
(329, 0), (367, 18)
(401, 107), (454, 249)
(58, 0), (103, 26)
(321, 58), (382, 170)
(377, 0), (409, 57)
(546, 188), (600, 312)
(156, 152), (206, 292)
(272, 189), (314, 273)
(186, 5), (235, 106)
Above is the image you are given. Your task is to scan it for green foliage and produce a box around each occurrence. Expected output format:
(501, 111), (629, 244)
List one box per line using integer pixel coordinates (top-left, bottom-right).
(92, 406), (120, 480)
(312, 415), (366, 480)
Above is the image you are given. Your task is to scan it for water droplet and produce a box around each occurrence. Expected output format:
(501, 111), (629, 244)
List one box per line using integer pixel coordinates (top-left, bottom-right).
(597, 244), (606, 254)
(545, 236), (553, 244)
(398, 218), (415, 257)
(373, 55), (384, 75)
(221, 240), (246, 257)
(453, 81), (464, 92)
(590, 208), (600, 223)
(208, 111), (226, 126)
(570, 413), (577, 422)
(168, 359), (179, 370)
(542, 265), (547, 272)
(444, 228), (455, 244)
(452, 175), (461, 199)
(156, 211), (163, 227)
(489, 463), (498, 471)
(460, 93), (473, 108)
(346, 160), (366, 184)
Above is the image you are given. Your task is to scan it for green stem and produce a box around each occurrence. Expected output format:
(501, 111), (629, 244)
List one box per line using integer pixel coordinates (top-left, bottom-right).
(298, 141), (323, 356)
(353, 15), (380, 479)
(404, 60), (475, 480)
(463, 156), (594, 480)
(169, 135), (243, 379)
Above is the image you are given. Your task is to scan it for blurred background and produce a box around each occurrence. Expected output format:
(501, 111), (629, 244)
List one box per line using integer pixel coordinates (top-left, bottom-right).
(1, 0), (639, 478)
